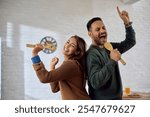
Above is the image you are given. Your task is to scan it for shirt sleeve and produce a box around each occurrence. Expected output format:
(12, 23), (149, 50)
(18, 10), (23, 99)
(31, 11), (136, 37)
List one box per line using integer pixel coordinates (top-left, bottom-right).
(111, 25), (136, 54)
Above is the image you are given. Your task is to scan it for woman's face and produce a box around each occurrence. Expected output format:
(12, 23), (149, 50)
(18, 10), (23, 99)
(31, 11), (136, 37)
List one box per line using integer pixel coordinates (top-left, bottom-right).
(63, 37), (78, 58)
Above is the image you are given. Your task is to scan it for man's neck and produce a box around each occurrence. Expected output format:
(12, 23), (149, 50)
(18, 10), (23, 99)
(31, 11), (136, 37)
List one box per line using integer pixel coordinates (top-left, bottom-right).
(92, 42), (104, 48)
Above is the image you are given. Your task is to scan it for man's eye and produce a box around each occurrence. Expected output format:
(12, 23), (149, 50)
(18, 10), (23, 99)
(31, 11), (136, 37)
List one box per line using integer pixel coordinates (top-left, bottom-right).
(102, 27), (106, 30)
(96, 29), (100, 31)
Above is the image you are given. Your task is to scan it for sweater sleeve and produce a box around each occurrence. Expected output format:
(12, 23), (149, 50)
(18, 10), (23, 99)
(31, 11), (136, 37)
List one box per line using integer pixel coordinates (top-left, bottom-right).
(86, 52), (117, 89)
(50, 82), (60, 93)
(111, 25), (136, 54)
(32, 60), (79, 83)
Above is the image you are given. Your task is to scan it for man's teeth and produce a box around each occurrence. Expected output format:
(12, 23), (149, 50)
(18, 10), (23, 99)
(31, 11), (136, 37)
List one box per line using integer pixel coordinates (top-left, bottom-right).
(100, 36), (105, 38)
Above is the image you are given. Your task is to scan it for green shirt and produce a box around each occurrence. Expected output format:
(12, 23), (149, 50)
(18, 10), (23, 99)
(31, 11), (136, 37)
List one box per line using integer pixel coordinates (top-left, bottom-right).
(86, 26), (136, 100)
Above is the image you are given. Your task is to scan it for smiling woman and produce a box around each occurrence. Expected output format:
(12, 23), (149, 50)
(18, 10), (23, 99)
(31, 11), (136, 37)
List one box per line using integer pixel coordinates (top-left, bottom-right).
(31, 35), (90, 100)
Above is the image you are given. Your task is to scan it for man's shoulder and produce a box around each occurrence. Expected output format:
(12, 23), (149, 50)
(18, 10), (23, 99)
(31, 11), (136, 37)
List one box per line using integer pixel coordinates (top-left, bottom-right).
(86, 46), (100, 57)
(86, 47), (95, 53)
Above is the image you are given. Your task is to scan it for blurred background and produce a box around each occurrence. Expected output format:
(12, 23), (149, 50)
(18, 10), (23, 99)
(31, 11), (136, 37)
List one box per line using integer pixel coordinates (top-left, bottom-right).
(0, 0), (150, 99)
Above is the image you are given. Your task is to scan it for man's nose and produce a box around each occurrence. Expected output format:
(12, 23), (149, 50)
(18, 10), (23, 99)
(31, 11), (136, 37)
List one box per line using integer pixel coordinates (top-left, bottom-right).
(100, 28), (105, 33)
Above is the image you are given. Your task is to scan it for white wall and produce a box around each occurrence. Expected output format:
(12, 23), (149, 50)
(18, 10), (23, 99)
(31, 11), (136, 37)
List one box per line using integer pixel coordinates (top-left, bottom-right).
(0, 0), (150, 99)
(0, 0), (92, 100)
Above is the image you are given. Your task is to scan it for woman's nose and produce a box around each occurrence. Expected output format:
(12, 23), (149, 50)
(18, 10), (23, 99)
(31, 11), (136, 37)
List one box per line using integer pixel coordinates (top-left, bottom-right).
(65, 43), (70, 48)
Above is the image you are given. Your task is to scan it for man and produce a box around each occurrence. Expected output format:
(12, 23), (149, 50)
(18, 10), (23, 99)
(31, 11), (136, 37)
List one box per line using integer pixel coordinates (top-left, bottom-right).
(86, 7), (136, 100)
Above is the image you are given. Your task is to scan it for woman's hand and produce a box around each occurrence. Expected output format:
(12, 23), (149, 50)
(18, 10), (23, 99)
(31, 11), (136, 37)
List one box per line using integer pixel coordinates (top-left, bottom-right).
(32, 44), (43, 56)
(50, 57), (59, 70)
(117, 6), (130, 25)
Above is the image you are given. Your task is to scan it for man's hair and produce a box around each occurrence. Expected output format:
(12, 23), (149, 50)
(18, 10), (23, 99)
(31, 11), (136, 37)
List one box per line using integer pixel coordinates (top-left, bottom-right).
(86, 17), (102, 31)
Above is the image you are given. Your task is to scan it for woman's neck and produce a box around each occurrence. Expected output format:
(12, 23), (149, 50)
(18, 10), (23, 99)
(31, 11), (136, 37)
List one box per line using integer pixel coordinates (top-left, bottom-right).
(64, 55), (69, 61)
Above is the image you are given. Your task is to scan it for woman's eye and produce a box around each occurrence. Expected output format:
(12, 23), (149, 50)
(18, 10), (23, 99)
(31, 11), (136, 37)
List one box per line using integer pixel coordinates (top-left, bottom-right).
(71, 45), (75, 47)
(66, 41), (69, 44)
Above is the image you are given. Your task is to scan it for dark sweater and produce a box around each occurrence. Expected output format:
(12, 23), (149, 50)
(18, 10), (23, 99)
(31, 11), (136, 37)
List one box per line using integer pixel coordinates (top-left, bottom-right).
(86, 26), (136, 100)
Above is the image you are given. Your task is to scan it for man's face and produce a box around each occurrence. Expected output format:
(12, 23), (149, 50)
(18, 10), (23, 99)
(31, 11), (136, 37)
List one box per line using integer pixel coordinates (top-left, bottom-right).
(88, 20), (107, 46)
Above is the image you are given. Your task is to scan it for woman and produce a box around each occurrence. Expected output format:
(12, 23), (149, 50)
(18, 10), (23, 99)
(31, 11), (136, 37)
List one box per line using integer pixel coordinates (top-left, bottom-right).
(31, 35), (90, 100)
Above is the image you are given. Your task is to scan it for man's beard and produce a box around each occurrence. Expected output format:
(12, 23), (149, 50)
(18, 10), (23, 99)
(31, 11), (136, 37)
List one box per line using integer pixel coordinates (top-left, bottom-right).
(94, 32), (107, 46)
(94, 38), (104, 46)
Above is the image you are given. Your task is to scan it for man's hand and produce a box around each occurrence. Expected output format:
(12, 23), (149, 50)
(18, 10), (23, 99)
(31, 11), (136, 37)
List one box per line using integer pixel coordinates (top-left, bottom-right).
(32, 44), (43, 56)
(117, 6), (130, 25)
(110, 49), (121, 62)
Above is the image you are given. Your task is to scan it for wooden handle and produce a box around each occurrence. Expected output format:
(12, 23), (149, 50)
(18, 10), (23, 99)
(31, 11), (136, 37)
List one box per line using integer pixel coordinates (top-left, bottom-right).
(26, 44), (36, 48)
(120, 58), (126, 65)
(26, 43), (56, 53)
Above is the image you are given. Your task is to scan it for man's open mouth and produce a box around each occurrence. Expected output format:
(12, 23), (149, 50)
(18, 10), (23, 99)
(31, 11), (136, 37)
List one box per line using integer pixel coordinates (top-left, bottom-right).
(99, 35), (106, 39)
(99, 33), (107, 39)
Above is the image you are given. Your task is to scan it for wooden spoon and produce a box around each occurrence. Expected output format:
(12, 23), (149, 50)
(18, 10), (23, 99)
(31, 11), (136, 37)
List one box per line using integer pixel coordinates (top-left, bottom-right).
(104, 42), (126, 65)
(26, 43), (56, 52)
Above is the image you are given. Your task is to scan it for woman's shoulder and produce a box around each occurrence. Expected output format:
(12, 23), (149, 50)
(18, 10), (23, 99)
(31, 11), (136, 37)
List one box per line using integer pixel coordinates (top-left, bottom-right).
(63, 60), (82, 70)
(61, 60), (82, 73)
(63, 60), (80, 66)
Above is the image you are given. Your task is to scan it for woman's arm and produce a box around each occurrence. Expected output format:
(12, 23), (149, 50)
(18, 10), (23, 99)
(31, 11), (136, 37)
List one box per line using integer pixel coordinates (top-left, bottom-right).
(33, 60), (79, 83)
(50, 82), (60, 93)
(49, 57), (60, 93)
